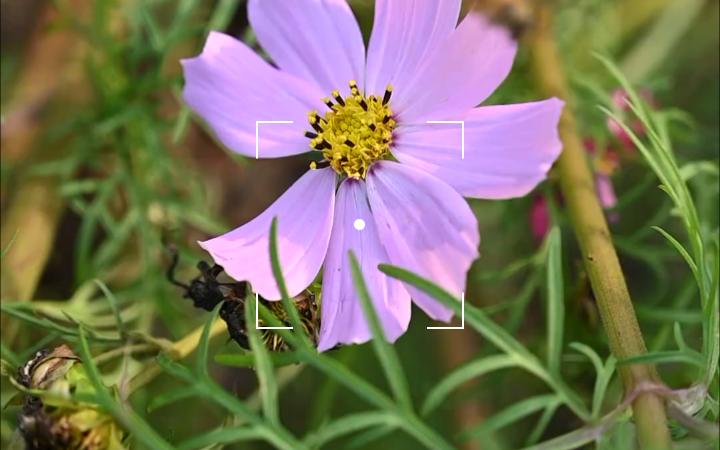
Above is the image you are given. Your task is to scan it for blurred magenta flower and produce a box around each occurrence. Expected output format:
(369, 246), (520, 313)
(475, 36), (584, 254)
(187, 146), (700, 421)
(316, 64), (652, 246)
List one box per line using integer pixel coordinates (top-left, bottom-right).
(530, 196), (551, 242)
(182, 0), (563, 350)
(530, 139), (619, 242)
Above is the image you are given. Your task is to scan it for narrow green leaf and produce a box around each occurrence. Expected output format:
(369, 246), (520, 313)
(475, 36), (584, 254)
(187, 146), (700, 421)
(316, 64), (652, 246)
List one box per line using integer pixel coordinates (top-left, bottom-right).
(303, 411), (398, 448)
(526, 401), (561, 446)
(673, 322), (690, 352)
(1, 229), (18, 258)
(618, 350), (705, 368)
(147, 386), (199, 413)
(176, 427), (263, 450)
(297, 351), (394, 411)
(569, 342), (604, 376)
(380, 263), (590, 420)
(520, 426), (599, 450)
(398, 413), (456, 450)
(195, 304), (220, 377)
(245, 291), (280, 425)
(93, 279), (125, 336)
(702, 241), (720, 386)
(570, 342), (616, 419)
(463, 394), (561, 439)
(77, 327), (175, 450)
(545, 227), (565, 375)
(349, 251), (413, 412)
(206, 0), (241, 31)
(422, 355), (516, 415)
(652, 226), (699, 279)
(592, 356), (617, 420)
(379, 264), (535, 362)
(269, 217), (312, 348)
(215, 351), (303, 368)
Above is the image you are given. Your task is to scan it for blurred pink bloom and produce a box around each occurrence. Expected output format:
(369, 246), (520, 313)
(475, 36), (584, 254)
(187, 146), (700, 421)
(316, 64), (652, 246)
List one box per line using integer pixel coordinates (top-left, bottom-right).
(530, 139), (619, 241)
(606, 87), (657, 151)
(595, 173), (619, 223)
(182, 0), (563, 350)
(530, 196), (551, 242)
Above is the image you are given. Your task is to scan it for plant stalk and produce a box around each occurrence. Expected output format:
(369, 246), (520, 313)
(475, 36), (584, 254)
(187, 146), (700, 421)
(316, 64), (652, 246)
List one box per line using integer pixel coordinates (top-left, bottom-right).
(528, 5), (672, 449)
(128, 318), (226, 391)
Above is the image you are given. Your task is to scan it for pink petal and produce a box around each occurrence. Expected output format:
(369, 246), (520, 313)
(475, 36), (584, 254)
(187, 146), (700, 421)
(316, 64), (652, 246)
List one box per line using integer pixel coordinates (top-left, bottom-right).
(595, 174), (617, 210)
(182, 32), (324, 158)
(393, 98), (564, 199)
(199, 168), (336, 300)
(318, 180), (411, 351)
(393, 13), (517, 124)
(365, 0), (461, 97)
(248, 0), (365, 96)
(366, 162), (480, 322)
(530, 196), (551, 242)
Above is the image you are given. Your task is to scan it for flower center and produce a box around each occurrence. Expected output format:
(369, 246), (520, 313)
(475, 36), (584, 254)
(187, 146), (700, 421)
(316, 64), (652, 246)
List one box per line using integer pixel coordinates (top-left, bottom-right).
(305, 81), (395, 179)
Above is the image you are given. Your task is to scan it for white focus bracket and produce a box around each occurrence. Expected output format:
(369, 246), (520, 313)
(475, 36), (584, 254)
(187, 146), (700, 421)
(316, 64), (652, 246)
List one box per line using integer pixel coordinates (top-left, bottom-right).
(255, 293), (294, 330)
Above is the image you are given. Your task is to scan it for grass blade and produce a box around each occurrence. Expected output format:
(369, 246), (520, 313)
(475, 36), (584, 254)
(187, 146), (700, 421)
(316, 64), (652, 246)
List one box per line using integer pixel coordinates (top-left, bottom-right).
(176, 427), (264, 450)
(303, 411), (398, 448)
(463, 394), (561, 440)
(77, 327), (175, 450)
(245, 291), (281, 425)
(545, 227), (565, 376)
(195, 304), (220, 378)
(422, 354), (517, 415)
(349, 251), (413, 412)
(269, 217), (312, 349)
(215, 351), (304, 368)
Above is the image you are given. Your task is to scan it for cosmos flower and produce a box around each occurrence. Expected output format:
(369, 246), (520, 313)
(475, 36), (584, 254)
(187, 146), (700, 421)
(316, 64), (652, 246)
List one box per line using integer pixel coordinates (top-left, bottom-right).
(182, 0), (563, 351)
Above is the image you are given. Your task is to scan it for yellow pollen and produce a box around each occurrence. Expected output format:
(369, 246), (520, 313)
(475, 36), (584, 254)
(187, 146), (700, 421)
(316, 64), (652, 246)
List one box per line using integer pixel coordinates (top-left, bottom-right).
(306, 81), (396, 179)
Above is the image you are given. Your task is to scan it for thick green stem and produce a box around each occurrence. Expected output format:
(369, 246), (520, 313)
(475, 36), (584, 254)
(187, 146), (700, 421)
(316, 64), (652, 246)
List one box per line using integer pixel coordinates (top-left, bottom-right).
(529, 6), (672, 450)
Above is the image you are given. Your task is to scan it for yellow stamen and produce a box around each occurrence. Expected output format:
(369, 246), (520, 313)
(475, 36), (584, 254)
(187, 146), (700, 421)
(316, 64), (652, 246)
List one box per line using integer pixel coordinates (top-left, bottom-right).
(305, 82), (396, 179)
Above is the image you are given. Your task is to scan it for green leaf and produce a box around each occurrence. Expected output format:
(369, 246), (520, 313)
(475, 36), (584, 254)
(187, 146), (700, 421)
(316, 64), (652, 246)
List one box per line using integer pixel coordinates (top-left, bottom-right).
(380, 263), (590, 421)
(545, 227), (565, 376)
(520, 425), (599, 450)
(146, 386), (199, 413)
(303, 411), (398, 448)
(349, 251), (413, 412)
(652, 226), (699, 281)
(463, 394), (561, 440)
(195, 304), (220, 377)
(93, 279), (125, 336)
(245, 291), (280, 425)
(297, 351), (394, 411)
(206, 0), (242, 31)
(702, 241), (720, 386)
(618, 350), (705, 368)
(176, 427), (264, 450)
(379, 264), (535, 363)
(77, 327), (175, 450)
(422, 355), (516, 415)
(570, 342), (616, 419)
(269, 217), (312, 349)
(526, 401), (561, 446)
(215, 351), (304, 368)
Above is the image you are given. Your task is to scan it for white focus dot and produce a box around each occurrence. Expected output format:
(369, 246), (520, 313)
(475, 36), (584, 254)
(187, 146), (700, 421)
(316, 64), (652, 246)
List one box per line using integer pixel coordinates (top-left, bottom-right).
(353, 218), (366, 231)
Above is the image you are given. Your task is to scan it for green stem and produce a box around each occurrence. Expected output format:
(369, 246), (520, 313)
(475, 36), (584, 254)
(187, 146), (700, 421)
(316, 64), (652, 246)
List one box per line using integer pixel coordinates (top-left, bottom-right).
(529, 6), (672, 450)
